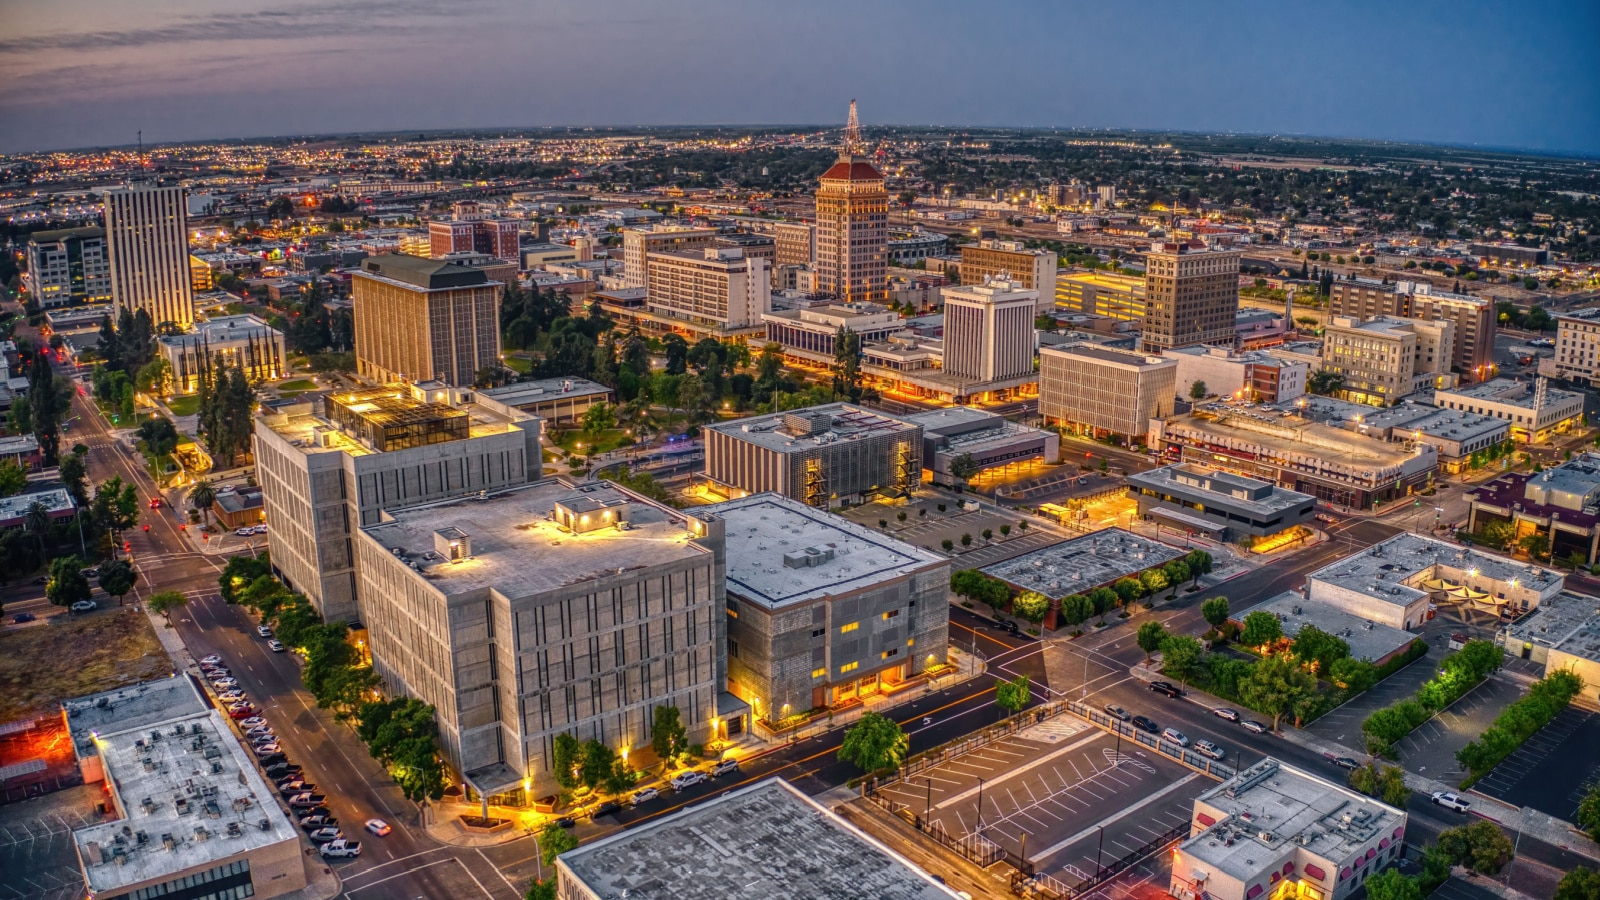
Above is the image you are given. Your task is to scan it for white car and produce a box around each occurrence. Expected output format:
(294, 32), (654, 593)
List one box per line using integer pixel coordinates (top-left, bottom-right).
(1431, 791), (1471, 812)
(670, 771), (707, 790)
(320, 839), (361, 858)
(234, 528), (253, 537)
(240, 717), (267, 729)
(267, 640), (286, 653)
(255, 625), (273, 638)
(364, 818), (391, 837)
(216, 691), (246, 703)
(253, 743), (281, 756)
(1161, 727), (1191, 747)
(1194, 740), (1226, 761)
(246, 726), (274, 739)
(200, 655), (222, 666)
(255, 524), (269, 534)
(211, 678), (238, 690)
(631, 787), (659, 805)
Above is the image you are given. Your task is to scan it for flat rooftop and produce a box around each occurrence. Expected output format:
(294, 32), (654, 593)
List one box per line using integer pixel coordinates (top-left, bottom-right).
(705, 403), (919, 454)
(1355, 403), (1508, 444)
(1166, 407), (1430, 479)
(71, 702), (298, 895)
(1236, 593), (1419, 663)
(1128, 464), (1313, 517)
(698, 494), (944, 609)
(1041, 342), (1173, 369)
(1502, 591), (1600, 662)
(1436, 378), (1582, 410)
(558, 777), (959, 900)
(260, 387), (528, 457)
(0, 486), (74, 520)
(478, 377), (611, 407)
(1308, 533), (1561, 606)
(1182, 759), (1405, 883)
(362, 480), (709, 598)
(64, 677), (202, 760)
(981, 528), (1182, 600)
(158, 314), (279, 346)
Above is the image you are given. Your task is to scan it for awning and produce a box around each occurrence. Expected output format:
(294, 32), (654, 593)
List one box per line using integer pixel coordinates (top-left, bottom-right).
(463, 761), (523, 798)
(1150, 503), (1227, 534)
(717, 691), (751, 720)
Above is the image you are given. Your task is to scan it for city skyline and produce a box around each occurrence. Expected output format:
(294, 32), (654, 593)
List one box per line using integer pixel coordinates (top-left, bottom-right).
(1, 0), (1596, 155)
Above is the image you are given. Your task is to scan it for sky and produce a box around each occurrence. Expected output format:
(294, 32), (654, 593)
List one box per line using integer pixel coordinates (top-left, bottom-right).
(1, 0), (1597, 156)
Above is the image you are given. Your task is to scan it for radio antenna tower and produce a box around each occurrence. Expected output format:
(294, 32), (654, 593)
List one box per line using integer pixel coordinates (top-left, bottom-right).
(843, 99), (862, 157)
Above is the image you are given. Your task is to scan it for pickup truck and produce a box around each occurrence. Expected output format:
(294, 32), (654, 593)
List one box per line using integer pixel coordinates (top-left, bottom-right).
(320, 839), (361, 858)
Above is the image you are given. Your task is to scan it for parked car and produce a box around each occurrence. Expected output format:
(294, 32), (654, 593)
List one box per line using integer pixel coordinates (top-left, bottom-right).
(263, 762), (298, 778)
(277, 779), (307, 794)
(257, 753), (287, 767)
(246, 725), (273, 738)
(217, 691), (246, 704)
(234, 528), (254, 537)
(253, 743), (281, 756)
(320, 839), (361, 858)
(12, 613), (35, 623)
(211, 677), (238, 689)
(299, 815), (334, 831)
(709, 758), (740, 778)
(288, 793), (327, 808)
(200, 654), (222, 665)
(1103, 704), (1131, 722)
(296, 806), (330, 822)
(590, 800), (621, 818)
(551, 816), (576, 829)
(1147, 680), (1182, 698)
(1161, 728), (1191, 747)
(997, 619), (1020, 635)
(671, 770), (707, 790)
(239, 716), (267, 729)
(631, 787), (660, 806)
(1241, 720), (1269, 734)
(1211, 708), (1240, 722)
(307, 827), (344, 844)
(267, 640), (286, 653)
(255, 625), (273, 638)
(364, 819), (391, 837)
(1431, 792), (1471, 813)
(254, 525), (269, 534)
(228, 705), (256, 719)
(1329, 756), (1360, 771)
(71, 600), (98, 613)
(1194, 740), (1226, 761)
(1131, 716), (1159, 734)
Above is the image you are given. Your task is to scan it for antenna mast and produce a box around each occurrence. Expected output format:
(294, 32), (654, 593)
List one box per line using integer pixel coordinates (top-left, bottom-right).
(843, 99), (861, 157)
(137, 130), (144, 171)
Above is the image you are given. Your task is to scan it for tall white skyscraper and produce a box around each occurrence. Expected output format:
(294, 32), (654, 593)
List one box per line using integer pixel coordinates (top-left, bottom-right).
(104, 182), (195, 328)
(942, 278), (1038, 382)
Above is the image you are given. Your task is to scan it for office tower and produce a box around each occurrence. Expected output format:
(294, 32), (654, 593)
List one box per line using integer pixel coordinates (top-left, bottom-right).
(1328, 278), (1494, 381)
(941, 278), (1037, 382)
(703, 403), (921, 508)
(957, 240), (1057, 311)
(25, 226), (111, 307)
(1055, 271), (1146, 320)
(644, 247), (771, 333)
(252, 384), (541, 621)
(1321, 315), (1453, 406)
(621, 226), (719, 288)
(1038, 344), (1177, 440)
(773, 221), (816, 269)
(103, 182), (195, 327)
(352, 254), (502, 387)
(1141, 241), (1241, 352)
(814, 101), (888, 304)
(428, 200), (520, 262)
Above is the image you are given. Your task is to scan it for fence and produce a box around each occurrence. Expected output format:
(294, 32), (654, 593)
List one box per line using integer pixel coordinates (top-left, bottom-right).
(864, 791), (1004, 868)
(1009, 819), (1190, 899)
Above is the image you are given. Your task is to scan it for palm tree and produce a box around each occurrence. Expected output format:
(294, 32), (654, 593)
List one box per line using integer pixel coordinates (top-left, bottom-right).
(24, 500), (51, 557)
(190, 479), (217, 527)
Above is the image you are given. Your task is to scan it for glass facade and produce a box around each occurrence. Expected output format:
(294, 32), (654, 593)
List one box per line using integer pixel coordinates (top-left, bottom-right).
(108, 858), (253, 900)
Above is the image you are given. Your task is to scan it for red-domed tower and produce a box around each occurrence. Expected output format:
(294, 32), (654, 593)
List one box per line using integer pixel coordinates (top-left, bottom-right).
(815, 100), (889, 304)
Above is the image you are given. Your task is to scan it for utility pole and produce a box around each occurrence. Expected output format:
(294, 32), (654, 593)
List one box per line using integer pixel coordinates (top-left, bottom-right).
(976, 777), (984, 831)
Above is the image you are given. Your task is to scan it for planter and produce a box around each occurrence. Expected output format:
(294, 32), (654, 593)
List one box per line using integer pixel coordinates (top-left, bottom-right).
(458, 816), (512, 833)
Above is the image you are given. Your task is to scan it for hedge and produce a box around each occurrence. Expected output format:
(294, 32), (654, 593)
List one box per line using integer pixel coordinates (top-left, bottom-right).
(1361, 639), (1500, 757)
(1457, 669), (1584, 787)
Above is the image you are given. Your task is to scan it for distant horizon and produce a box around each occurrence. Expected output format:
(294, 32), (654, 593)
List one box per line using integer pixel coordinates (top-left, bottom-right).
(1, 1), (1593, 157)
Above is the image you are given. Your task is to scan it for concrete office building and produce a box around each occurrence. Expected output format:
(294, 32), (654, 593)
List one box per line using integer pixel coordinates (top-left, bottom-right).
(1141, 241), (1241, 352)
(557, 778), (962, 900)
(104, 182), (195, 328)
(352, 254), (502, 388)
(1038, 344), (1177, 440)
(703, 403), (921, 508)
(773, 221), (816, 269)
(1305, 532), (1561, 629)
(902, 406), (1059, 487)
(815, 102), (889, 304)
(156, 314), (287, 394)
(1169, 759), (1407, 900)
(941, 278), (1037, 382)
(1469, 242), (1548, 268)
(65, 678), (306, 900)
(476, 377), (612, 426)
(1321, 315), (1454, 406)
(25, 226), (111, 307)
(621, 226), (720, 289)
(703, 494), (948, 718)
(1329, 279), (1495, 380)
(761, 302), (906, 359)
(355, 480), (728, 801)
(645, 247), (771, 335)
(428, 201), (520, 262)
(1551, 306), (1600, 384)
(1467, 453), (1600, 566)
(1434, 377), (1584, 444)
(982, 529), (1182, 602)
(1496, 590), (1600, 689)
(253, 383), (541, 621)
(1054, 271), (1145, 320)
(1339, 401), (1509, 473)
(1169, 346), (1307, 403)
(1126, 464), (1316, 543)
(958, 240), (1057, 310)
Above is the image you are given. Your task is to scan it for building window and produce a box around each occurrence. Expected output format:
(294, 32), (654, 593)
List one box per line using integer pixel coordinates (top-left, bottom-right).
(840, 661), (859, 674)
(729, 641), (739, 658)
(812, 667), (826, 679)
(840, 622), (859, 633)
(882, 609), (900, 620)
(882, 648), (899, 660)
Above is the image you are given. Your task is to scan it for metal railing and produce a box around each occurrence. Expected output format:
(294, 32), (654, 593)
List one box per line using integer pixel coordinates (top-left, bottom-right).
(864, 792), (1004, 868)
(1009, 819), (1190, 899)
(1063, 700), (1236, 780)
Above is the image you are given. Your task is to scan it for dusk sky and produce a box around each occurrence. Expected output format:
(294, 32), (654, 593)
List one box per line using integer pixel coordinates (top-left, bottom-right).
(1, 0), (1596, 155)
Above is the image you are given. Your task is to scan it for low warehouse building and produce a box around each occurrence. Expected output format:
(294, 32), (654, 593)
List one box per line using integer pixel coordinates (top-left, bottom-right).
(1126, 464), (1315, 544)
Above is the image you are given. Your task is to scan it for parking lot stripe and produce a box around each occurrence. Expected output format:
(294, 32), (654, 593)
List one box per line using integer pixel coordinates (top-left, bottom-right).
(1028, 773), (1203, 863)
(932, 732), (1107, 811)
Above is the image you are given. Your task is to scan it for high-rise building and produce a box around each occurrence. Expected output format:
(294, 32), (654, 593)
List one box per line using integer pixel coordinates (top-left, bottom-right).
(1141, 241), (1241, 352)
(1328, 279), (1495, 381)
(773, 221), (816, 269)
(25, 226), (111, 308)
(941, 278), (1037, 382)
(621, 226), (719, 288)
(428, 200), (521, 262)
(814, 101), (888, 304)
(1552, 306), (1600, 385)
(352, 254), (502, 387)
(645, 247), (771, 334)
(957, 240), (1057, 311)
(252, 383), (541, 621)
(1320, 315), (1453, 406)
(1039, 344), (1177, 440)
(1055, 271), (1146, 320)
(103, 182), (195, 327)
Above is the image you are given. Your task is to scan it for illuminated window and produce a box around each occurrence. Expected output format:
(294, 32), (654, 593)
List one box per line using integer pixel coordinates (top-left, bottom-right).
(882, 609), (900, 620)
(840, 622), (859, 633)
(882, 648), (899, 660)
(811, 667), (826, 679)
(907, 638), (915, 646)
(840, 661), (859, 674)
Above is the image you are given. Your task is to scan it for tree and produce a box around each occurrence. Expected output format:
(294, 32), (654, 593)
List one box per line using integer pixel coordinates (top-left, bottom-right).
(581, 401), (615, 435)
(190, 479), (217, 526)
(538, 823), (579, 867)
(1329, 657), (1377, 693)
(652, 705), (688, 766)
(948, 453), (980, 486)
(98, 559), (137, 605)
(1308, 370), (1345, 396)
(1363, 870), (1424, 900)
(995, 674), (1031, 717)
(1201, 596), (1231, 630)
(1436, 820), (1514, 875)
(837, 711), (908, 774)
(578, 739), (616, 792)
(1556, 867), (1600, 900)
(0, 459), (26, 497)
(830, 326), (865, 402)
(1291, 624), (1351, 674)
(46, 556), (91, 607)
(1577, 784), (1600, 844)
(1238, 654), (1317, 731)
(59, 450), (90, 509)
(1113, 577), (1144, 607)
(1139, 567), (1169, 599)
(1136, 620), (1166, 662)
(1161, 635), (1206, 684)
(526, 880), (558, 900)
(136, 416), (181, 459)
(1188, 380), (1207, 400)
(1012, 590), (1048, 623)
(552, 733), (582, 790)
(1518, 532), (1551, 561)
(1240, 611), (1283, 648)
(148, 590), (188, 622)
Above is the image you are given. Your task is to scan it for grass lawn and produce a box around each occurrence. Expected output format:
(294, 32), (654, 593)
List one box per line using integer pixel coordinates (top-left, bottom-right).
(276, 378), (317, 392)
(504, 356), (533, 374)
(553, 428), (632, 456)
(166, 394), (201, 416)
(0, 608), (171, 721)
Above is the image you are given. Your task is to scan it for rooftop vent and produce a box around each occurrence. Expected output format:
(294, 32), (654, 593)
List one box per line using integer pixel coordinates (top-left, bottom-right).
(434, 527), (471, 561)
(783, 546), (837, 569)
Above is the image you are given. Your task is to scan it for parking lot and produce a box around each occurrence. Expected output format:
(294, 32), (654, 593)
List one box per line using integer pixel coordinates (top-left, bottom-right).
(877, 718), (1209, 883)
(1393, 676), (1520, 784)
(0, 783), (105, 900)
(1473, 706), (1600, 820)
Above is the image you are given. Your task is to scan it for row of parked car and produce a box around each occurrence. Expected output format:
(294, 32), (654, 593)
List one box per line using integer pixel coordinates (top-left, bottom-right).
(546, 758), (741, 828)
(200, 654), (376, 859)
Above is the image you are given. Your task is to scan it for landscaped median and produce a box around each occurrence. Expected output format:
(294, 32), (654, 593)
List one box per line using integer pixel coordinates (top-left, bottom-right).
(1359, 639), (1503, 758)
(1456, 668), (1584, 789)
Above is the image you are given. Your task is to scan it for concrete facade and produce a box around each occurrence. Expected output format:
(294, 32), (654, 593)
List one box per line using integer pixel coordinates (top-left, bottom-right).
(1321, 315), (1454, 407)
(1127, 464), (1316, 542)
(1329, 279), (1495, 381)
(157, 314), (287, 394)
(1141, 242), (1241, 352)
(1169, 346), (1308, 403)
(1434, 378), (1584, 444)
(352, 254), (502, 388)
(958, 240), (1057, 311)
(702, 403), (922, 508)
(25, 226), (111, 307)
(940, 278), (1037, 383)
(1038, 343), (1177, 440)
(104, 182), (195, 328)
(902, 406), (1060, 487)
(645, 246), (771, 333)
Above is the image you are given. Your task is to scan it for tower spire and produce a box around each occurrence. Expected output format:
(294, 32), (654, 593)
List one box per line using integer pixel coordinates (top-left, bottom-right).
(843, 99), (861, 157)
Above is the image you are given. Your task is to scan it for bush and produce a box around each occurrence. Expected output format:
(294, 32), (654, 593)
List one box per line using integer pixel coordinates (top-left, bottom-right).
(1374, 639), (1429, 681)
(1012, 590), (1049, 623)
(1362, 699), (1431, 757)
(1436, 820), (1515, 875)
